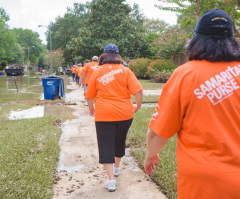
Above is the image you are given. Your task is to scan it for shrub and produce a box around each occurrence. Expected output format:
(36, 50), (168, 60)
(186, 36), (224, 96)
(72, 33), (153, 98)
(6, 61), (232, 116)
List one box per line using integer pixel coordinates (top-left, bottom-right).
(147, 59), (176, 77)
(0, 60), (7, 71)
(129, 58), (151, 79)
(152, 73), (172, 83)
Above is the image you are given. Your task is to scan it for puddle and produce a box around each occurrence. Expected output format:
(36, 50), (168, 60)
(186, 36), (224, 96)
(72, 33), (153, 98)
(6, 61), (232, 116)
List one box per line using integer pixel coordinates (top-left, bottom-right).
(0, 104), (77, 122)
(9, 106), (44, 120)
(0, 71), (44, 104)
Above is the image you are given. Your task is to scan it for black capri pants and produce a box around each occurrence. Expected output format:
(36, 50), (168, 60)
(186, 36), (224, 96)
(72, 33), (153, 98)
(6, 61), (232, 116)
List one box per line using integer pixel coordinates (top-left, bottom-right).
(95, 118), (133, 164)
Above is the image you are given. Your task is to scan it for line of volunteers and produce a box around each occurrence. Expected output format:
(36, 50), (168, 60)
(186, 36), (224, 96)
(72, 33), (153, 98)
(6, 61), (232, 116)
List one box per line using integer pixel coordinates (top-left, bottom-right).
(70, 9), (240, 199)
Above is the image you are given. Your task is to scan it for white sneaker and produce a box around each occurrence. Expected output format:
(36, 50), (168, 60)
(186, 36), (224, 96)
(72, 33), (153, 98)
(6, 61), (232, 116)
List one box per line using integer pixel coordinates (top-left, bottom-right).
(105, 179), (116, 192)
(113, 166), (120, 177)
(84, 101), (88, 106)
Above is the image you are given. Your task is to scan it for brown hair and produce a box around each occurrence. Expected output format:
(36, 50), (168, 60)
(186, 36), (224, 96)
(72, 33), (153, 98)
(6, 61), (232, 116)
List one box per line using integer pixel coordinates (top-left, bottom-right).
(98, 53), (123, 66)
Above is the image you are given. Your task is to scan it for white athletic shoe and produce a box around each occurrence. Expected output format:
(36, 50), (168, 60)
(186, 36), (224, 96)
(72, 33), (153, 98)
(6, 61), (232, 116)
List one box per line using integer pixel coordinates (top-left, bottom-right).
(84, 101), (88, 106)
(105, 179), (116, 192)
(113, 166), (120, 177)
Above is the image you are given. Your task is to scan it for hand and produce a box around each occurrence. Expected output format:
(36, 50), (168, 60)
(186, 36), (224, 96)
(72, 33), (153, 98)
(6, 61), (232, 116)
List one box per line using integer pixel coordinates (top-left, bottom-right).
(90, 108), (95, 117)
(133, 104), (139, 113)
(144, 153), (159, 175)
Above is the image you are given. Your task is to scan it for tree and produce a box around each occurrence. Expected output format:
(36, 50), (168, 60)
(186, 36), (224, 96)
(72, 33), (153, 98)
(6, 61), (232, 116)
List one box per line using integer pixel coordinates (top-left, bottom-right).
(67, 0), (146, 60)
(143, 18), (169, 35)
(150, 29), (188, 60)
(48, 3), (90, 64)
(156, 0), (240, 38)
(11, 28), (42, 64)
(44, 49), (65, 73)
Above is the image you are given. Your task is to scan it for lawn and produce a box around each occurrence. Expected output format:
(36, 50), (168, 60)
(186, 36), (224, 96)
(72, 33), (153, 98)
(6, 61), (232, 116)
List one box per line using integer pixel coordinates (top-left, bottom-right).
(138, 79), (165, 90)
(128, 98), (178, 199)
(0, 116), (61, 199)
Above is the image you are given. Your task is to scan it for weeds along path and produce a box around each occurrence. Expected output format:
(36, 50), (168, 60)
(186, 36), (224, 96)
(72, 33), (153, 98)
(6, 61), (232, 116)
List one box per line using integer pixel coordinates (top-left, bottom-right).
(53, 79), (167, 199)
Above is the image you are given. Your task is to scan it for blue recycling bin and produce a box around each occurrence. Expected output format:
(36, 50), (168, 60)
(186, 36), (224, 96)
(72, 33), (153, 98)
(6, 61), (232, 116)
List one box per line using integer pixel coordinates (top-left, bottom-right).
(42, 75), (65, 100)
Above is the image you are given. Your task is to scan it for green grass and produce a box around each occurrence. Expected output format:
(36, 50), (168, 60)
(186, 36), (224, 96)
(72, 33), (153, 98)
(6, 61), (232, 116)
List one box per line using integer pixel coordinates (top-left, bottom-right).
(0, 116), (61, 199)
(127, 107), (177, 199)
(139, 79), (165, 90)
(132, 95), (160, 104)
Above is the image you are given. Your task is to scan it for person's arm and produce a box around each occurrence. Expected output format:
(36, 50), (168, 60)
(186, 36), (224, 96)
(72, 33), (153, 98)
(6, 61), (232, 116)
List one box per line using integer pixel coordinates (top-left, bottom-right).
(133, 91), (143, 113)
(79, 75), (83, 86)
(83, 71), (87, 85)
(144, 128), (168, 175)
(87, 98), (95, 117)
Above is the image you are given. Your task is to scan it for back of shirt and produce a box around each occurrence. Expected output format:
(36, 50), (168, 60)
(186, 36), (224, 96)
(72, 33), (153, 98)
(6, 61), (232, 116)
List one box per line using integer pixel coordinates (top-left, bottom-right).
(86, 63), (143, 121)
(149, 60), (240, 194)
(84, 61), (98, 84)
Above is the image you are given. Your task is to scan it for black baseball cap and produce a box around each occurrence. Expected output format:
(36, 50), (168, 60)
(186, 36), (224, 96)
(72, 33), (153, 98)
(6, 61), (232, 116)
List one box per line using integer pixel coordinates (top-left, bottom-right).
(194, 9), (233, 37)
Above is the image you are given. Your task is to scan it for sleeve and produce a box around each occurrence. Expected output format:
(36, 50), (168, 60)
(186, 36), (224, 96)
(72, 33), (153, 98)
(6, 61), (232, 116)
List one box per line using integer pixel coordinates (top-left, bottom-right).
(81, 67), (85, 75)
(148, 71), (184, 138)
(85, 70), (97, 98)
(125, 68), (143, 95)
(84, 64), (89, 72)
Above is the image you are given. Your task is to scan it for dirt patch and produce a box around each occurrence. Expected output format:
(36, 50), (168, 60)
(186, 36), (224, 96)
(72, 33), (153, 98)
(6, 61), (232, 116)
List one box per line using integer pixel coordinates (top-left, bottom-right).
(1, 99), (77, 106)
(52, 80), (167, 199)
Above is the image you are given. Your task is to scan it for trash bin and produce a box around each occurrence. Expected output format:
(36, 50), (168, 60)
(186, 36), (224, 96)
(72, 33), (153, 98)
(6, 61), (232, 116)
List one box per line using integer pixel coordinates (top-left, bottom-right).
(42, 75), (65, 100)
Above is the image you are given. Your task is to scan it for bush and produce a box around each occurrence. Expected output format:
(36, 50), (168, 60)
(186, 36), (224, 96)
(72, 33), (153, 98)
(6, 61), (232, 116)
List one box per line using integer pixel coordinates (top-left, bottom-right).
(129, 58), (151, 79)
(0, 60), (7, 71)
(147, 59), (176, 77)
(152, 73), (172, 83)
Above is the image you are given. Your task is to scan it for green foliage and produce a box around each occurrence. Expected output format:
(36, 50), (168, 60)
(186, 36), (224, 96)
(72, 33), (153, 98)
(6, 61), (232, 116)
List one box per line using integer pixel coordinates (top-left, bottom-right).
(0, 8), (43, 65)
(129, 58), (151, 79)
(0, 116), (61, 198)
(1, 60), (7, 66)
(67, 0), (146, 59)
(150, 30), (188, 60)
(0, 60), (7, 70)
(143, 18), (169, 35)
(157, 0), (240, 38)
(0, 7), (9, 31)
(45, 49), (65, 73)
(49, 3), (90, 64)
(11, 28), (42, 64)
(147, 59), (176, 77)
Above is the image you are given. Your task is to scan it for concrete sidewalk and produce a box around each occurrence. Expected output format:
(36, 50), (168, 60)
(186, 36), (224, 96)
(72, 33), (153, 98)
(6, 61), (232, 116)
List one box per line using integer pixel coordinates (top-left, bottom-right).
(52, 79), (167, 199)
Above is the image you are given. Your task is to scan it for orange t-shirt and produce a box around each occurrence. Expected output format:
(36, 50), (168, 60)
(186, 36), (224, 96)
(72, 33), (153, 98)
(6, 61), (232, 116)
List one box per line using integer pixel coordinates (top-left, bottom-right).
(71, 67), (76, 74)
(84, 61), (98, 84)
(80, 66), (85, 76)
(75, 67), (80, 76)
(77, 67), (83, 77)
(85, 63), (143, 121)
(149, 60), (240, 199)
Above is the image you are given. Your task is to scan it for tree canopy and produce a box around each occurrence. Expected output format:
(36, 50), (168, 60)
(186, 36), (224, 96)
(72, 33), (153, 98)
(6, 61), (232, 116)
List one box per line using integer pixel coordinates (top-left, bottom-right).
(48, 3), (90, 64)
(67, 0), (146, 60)
(0, 8), (43, 66)
(157, 0), (240, 38)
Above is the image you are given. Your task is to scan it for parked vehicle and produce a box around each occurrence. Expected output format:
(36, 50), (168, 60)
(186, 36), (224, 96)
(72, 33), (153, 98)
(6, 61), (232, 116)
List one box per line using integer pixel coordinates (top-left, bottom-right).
(5, 65), (25, 76)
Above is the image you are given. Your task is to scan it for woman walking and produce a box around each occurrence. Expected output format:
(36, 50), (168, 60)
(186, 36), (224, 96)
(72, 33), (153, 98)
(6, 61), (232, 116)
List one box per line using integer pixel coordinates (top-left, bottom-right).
(85, 43), (143, 192)
(144, 9), (240, 199)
